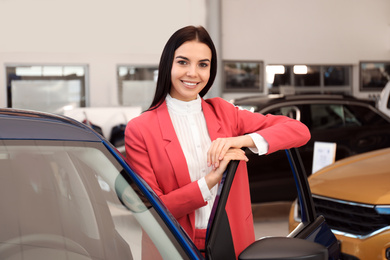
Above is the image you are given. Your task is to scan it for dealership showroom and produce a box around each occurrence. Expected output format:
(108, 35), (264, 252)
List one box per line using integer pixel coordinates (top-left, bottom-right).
(1, 0), (390, 259)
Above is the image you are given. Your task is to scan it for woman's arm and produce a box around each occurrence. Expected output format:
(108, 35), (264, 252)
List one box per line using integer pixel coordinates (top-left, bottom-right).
(205, 98), (311, 172)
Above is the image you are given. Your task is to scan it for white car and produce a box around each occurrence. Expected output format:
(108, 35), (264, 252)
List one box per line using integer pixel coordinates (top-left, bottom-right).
(378, 81), (390, 118)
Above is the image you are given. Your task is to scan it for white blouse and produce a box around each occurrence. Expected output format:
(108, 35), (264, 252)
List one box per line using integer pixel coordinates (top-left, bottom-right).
(166, 94), (268, 229)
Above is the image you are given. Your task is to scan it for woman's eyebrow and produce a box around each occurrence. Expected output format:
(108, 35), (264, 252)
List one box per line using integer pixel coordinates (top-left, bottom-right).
(175, 55), (189, 60)
(175, 56), (210, 62)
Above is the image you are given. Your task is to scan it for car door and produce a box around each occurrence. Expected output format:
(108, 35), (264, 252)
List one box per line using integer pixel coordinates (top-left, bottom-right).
(205, 148), (340, 260)
(245, 103), (307, 203)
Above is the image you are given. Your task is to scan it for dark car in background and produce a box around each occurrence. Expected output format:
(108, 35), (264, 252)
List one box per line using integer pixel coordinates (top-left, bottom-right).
(0, 108), (340, 259)
(233, 94), (390, 203)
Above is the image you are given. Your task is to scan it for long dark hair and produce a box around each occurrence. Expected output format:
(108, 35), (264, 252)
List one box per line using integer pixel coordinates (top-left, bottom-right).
(147, 25), (217, 111)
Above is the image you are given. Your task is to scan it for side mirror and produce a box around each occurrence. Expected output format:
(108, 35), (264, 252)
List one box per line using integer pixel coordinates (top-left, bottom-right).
(239, 237), (328, 260)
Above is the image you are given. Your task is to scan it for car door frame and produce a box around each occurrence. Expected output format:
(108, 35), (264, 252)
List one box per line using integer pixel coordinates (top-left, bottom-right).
(205, 148), (340, 260)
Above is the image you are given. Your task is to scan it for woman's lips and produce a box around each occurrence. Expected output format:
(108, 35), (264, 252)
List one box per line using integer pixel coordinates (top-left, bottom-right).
(182, 81), (199, 88)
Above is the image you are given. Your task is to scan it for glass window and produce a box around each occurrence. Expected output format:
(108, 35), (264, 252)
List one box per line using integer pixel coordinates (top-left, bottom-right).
(6, 65), (88, 114)
(294, 65), (321, 87)
(266, 65), (292, 94)
(345, 104), (390, 126)
(224, 61), (263, 92)
(0, 140), (187, 259)
(310, 104), (363, 130)
(360, 61), (390, 91)
(324, 66), (350, 86)
(266, 64), (352, 94)
(117, 65), (158, 110)
(266, 105), (301, 121)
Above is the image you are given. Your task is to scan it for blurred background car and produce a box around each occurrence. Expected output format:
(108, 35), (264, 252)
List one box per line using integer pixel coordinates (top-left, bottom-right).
(232, 94), (390, 203)
(61, 106), (141, 154)
(0, 108), (339, 260)
(288, 147), (390, 260)
(378, 81), (390, 118)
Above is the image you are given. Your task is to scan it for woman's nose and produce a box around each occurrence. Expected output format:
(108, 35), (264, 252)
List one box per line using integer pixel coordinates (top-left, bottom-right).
(186, 65), (197, 77)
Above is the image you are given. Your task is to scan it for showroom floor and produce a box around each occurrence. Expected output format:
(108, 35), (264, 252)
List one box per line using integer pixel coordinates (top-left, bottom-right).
(252, 201), (292, 239)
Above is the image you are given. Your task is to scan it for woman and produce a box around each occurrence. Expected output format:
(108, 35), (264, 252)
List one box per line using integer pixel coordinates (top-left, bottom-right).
(125, 25), (310, 259)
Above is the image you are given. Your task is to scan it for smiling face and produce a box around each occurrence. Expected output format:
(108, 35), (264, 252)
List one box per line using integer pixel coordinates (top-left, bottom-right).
(170, 40), (212, 101)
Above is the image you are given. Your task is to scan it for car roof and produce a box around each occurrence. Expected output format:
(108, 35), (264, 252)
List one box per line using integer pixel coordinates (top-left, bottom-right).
(0, 108), (102, 142)
(233, 94), (374, 109)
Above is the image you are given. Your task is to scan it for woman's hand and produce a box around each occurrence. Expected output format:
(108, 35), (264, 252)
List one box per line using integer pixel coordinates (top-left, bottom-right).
(204, 148), (249, 190)
(207, 136), (254, 169)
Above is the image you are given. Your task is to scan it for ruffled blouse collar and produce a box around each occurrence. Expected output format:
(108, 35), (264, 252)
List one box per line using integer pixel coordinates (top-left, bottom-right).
(166, 94), (202, 115)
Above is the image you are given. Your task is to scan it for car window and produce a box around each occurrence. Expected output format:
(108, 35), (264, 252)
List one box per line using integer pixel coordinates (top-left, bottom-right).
(345, 104), (390, 126)
(310, 104), (362, 130)
(0, 140), (187, 260)
(266, 105), (301, 121)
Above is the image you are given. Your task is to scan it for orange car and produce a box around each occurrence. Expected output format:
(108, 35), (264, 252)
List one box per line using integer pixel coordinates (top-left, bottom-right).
(289, 147), (390, 260)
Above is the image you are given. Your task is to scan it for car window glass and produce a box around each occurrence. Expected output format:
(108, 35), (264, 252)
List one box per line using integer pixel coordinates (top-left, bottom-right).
(309, 104), (362, 130)
(342, 106), (362, 126)
(310, 104), (342, 129)
(345, 104), (390, 126)
(0, 140), (187, 260)
(266, 105), (301, 121)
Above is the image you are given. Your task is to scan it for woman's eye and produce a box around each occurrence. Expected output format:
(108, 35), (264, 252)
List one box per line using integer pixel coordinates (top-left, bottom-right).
(199, 63), (209, 68)
(178, 60), (187, 65)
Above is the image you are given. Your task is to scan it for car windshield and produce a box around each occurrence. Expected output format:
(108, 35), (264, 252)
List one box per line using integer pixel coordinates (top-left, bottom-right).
(0, 140), (188, 260)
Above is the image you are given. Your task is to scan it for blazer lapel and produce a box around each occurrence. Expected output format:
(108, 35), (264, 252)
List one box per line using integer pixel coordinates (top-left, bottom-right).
(156, 102), (192, 188)
(156, 99), (225, 187)
(202, 99), (224, 140)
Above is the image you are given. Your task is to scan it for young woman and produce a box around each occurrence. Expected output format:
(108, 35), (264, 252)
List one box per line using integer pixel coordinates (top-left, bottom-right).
(125, 25), (310, 259)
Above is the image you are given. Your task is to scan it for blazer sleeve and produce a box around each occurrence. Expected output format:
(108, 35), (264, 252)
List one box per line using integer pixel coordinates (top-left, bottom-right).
(124, 117), (207, 220)
(208, 98), (311, 154)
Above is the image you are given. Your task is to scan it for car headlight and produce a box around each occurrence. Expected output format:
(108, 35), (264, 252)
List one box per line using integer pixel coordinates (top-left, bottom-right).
(375, 206), (390, 215)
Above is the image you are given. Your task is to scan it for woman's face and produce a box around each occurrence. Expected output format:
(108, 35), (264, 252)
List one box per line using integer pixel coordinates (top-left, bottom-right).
(170, 40), (212, 101)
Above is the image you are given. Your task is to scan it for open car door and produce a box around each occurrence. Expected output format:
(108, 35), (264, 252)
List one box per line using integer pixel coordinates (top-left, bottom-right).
(205, 148), (340, 260)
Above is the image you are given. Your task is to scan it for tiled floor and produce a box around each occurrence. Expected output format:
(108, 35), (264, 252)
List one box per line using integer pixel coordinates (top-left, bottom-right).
(252, 201), (293, 239)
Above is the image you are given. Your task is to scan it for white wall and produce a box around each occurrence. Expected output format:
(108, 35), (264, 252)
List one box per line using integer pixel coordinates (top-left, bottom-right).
(0, 0), (206, 107)
(1, 0), (389, 108)
(221, 0), (390, 101)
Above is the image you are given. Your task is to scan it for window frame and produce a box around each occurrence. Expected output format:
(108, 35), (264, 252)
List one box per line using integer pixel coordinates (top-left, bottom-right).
(266, 64), (352, 95)
(117, 64), (158, 110)
(5, 64), (89, 112)
(359, 61), (390, 92)
(223, 60), (264, 93)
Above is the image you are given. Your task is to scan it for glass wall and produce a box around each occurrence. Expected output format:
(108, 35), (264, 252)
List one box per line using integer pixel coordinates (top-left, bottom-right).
(117, 65), (158, 110)
(266, 64), (352, 95)
(360, 61), (390, 91)
(223, 61), (263, 92)
(6, 65), (88, 114)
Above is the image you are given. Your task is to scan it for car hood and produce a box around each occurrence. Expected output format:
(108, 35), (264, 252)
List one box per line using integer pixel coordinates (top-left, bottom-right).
(309, 147), (390, 205)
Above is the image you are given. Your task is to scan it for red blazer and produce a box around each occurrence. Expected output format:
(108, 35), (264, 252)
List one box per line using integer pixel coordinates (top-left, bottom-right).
(125, 97), (310, 258)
